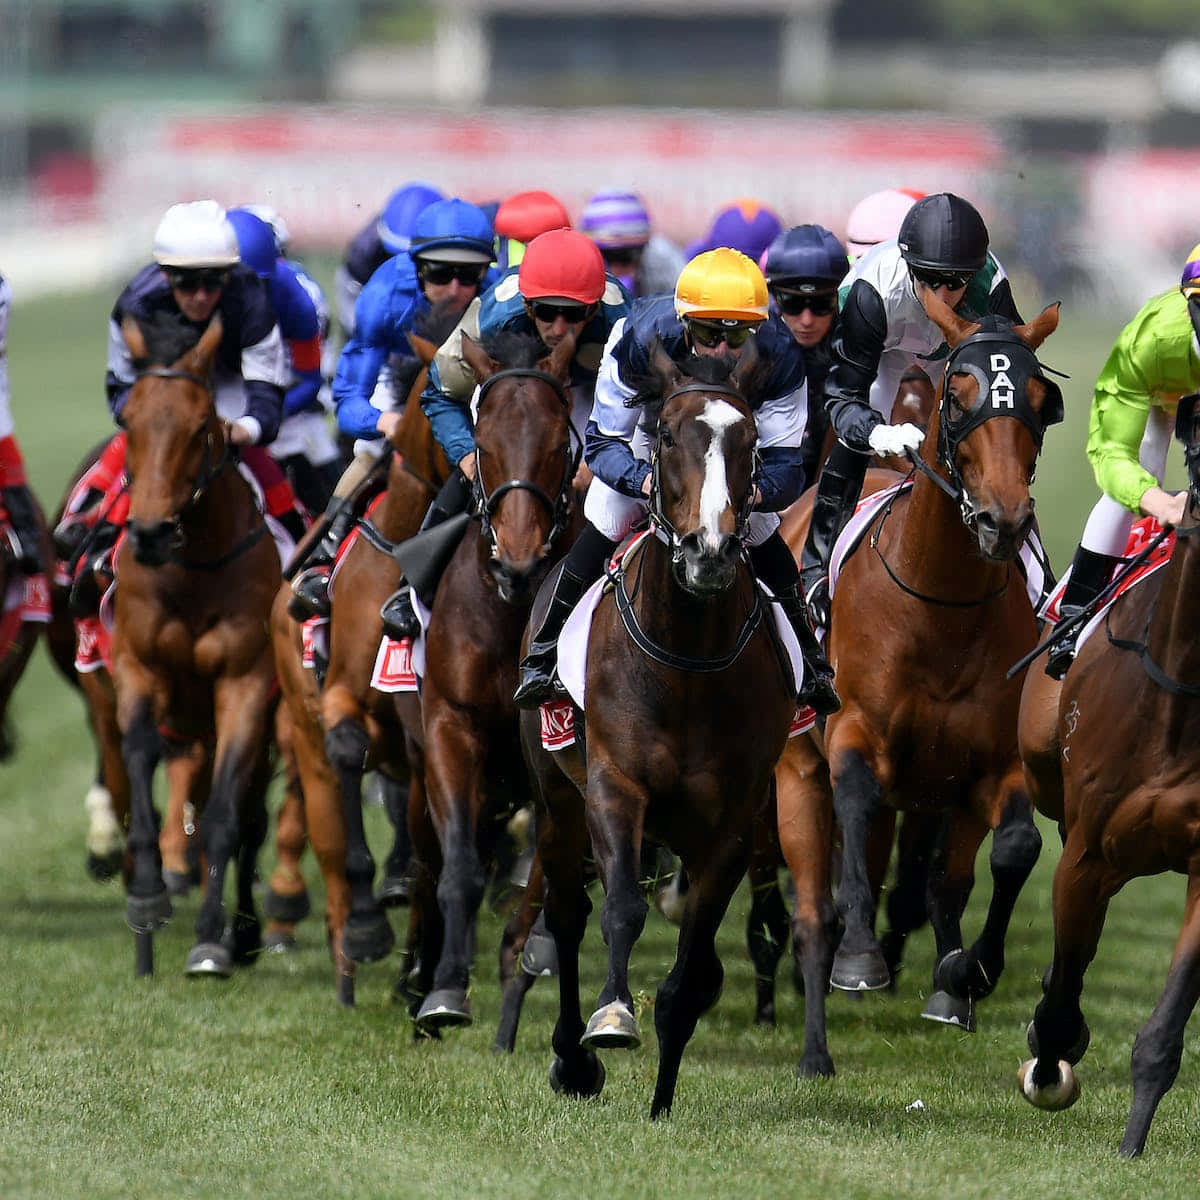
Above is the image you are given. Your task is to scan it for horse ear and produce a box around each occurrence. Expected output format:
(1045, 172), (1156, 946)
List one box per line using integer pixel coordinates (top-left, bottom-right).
(461, 332), (500, 384)
(919, 286), (978, 348)
(182, 315), (223, 375)
(121, 316), (149, 362)
(406, 331), (438, 367)
(1013, 301), (1061, 352)
(541, 329), (576, 384)
(648, 336), (681, 395)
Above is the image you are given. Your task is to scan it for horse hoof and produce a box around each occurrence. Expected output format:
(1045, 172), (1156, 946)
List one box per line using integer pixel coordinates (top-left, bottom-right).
(86, 851), (122, 882)
(262, 888), (311, 924)
(225, 915), (262, 966)
(185, 941), (233, 978)
(797, 1050), (836, 1079)
(519, 931), (559, 978)
(921, 989), (976, 1032)
(1017, 1058), (1079, 1110)
(262, 928), (297, 954)
(336, 972), (355, 1008)
(126, 890), (173, 934)
(375, 874), (411, 908)
(163, 870), (194, 899)
(550, 1055), (606, 1098)
(342, 912), (395, 965)
(830, 947), (891, 992)
(415, 988), (473, 1032)
(581, 1001), (640, 1050)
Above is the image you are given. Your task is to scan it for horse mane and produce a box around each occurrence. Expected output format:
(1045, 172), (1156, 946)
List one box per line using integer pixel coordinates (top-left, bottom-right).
(480, 329), (546, 371)
(629, 349), (768, 427)
(129, 309), (205, 368)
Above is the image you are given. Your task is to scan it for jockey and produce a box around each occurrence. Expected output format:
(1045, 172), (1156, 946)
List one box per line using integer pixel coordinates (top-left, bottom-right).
(377, 228), (631, 640)
(512, 247), (840, 717)
(226, 207), (341, 516)
(58, 201), (295, 600)
(763, 223), (850, 485)
(578, 188), (686, 298)
(843, 188), (925, 261)
(493, 189), (571, 273)
(1044, 245), (1200, 678)
(287, 197), (497, 619)
(684, 199), (784, 265)
(0, 274), (46, 574)
(798, 192), (1024, 627)
(335, 181), (444, 339)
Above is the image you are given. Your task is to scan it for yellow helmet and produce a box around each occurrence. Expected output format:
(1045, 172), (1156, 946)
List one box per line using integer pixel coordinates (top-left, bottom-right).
(674, 248), (769, 323)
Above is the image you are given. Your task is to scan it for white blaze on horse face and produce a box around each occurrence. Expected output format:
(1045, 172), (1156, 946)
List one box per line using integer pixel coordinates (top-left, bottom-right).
(698, 399), (744, 550)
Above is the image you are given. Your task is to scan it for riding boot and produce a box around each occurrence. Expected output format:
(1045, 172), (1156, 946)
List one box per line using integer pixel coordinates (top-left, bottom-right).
(1044, 545), (1121, 680)
(380, 469), (474, 638)
(750, 531), (840, 717)
(68, 519), (121, 618)
(799, 442), (869, 629)
(52, 487), (104, 562)
(287, 498), (357, 620)
(0, 484), (44, 574)
(513, 524), (616, 710)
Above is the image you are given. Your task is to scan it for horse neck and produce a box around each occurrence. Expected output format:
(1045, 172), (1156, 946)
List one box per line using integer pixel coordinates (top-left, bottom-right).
(1145, 513), (1200, 692)
(177, 440), (256, 553)
(396, 367), (452, 485)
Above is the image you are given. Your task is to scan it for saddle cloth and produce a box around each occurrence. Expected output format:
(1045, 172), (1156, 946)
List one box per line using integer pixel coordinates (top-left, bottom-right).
(369, 591), (430, 694)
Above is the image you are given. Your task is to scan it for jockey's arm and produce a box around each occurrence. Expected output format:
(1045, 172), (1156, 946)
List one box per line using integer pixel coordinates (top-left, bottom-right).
(584, 318), (652, 499)
(420, 299), (485, 466)
(752, 379), (808, 512)
(272, 269), (324, 417)
(239, 324), (287, 445)
(825, 279), (888, 453)
(105, 315), (136, 418)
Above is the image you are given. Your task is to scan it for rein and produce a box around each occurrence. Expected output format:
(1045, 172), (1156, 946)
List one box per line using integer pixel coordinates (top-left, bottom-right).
(472, 368), (581, 555)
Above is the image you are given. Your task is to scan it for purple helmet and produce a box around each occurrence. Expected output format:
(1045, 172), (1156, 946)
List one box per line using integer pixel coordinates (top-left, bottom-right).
(579, 189), (652, 250)
(1181, 242), (1200, 296)
(686, 199), (784, 264)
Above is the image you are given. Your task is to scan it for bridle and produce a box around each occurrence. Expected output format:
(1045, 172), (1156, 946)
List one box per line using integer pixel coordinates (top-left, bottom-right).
(471, 367), (582, 555)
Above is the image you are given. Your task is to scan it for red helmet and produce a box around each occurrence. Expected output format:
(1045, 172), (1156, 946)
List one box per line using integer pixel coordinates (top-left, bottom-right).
(518, 229), (607, 305)
(494, 190), (570, 244)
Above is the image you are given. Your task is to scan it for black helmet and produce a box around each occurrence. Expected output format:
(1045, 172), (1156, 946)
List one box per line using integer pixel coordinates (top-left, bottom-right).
(897, 193), (989, 273)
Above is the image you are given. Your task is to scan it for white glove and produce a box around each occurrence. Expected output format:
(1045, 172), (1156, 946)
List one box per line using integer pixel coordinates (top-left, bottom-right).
(867, 422), (925, 458)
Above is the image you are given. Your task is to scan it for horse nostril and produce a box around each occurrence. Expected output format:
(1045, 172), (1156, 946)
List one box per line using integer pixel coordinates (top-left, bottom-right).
(975, 510), (999, 536)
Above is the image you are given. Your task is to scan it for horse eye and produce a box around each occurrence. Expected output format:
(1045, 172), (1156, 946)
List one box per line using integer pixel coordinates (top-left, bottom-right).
(660, 427), (675, 449)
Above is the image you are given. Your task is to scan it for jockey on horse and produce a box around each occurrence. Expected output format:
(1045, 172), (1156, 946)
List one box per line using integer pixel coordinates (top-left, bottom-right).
(226, 206), (342, 518)
(0, 272), (46, 579)
(798, 192), (1025, 627)
(56, 200), (299, 606)
(1042, 243), (1200, 678)
(492, 189), (572, 273)
(377, 227), (631, 642)
(512, 246), (840, 717)
(843, 187), (924, 261)
(286, 197), (498, 619)
(578, 188), (686, 299)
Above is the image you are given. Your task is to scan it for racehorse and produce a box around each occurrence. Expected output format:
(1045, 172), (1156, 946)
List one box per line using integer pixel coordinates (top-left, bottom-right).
(111, 312), (279, 977)
(405, 328), (581, 1033)
(767, 294), (1064, 1075)
(1016, 392), (1200, 1157)
(521, 344), (796, 1117)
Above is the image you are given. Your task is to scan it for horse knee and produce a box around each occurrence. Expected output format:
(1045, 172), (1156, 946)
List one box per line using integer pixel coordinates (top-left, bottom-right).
(992, 814), (1042, 879)
(324, 719), (369, 775)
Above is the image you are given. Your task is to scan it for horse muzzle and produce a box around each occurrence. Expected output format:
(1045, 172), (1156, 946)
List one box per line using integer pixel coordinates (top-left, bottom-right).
(973, 504), (1034, 562)
(675, 531), (740, 596)
(488, 555), (550, 606)
(128, 518), (183, 566)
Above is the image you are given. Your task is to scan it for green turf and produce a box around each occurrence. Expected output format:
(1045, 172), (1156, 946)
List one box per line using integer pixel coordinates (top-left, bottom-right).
(1, 286), (1197, 1198)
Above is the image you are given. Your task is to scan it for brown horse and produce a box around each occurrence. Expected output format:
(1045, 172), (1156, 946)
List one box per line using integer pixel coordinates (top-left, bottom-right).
(768, 296), (1064, 1075)
(521, 346), (796, 1116)
(1016, 395), (1200, 1157)
(111, 313), (280, 977)
(406, 328), (581, 1033)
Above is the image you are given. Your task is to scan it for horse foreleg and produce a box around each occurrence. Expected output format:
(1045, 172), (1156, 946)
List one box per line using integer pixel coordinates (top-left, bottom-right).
(227, 740), (270, 967)
(878, 812), (936, 986)
(399, 767), (442, 1021)
(775, 739), (836, 1077)
(582, 763), (649, 1051)
(376, 770), (413, 907)
(81, 668), (128, 881)
(746, 780), (788, 1028)
(650, 827), (749, 1119)
(1120, 872), (1200, 1158)
(829, 747), (890, 991)
(494, 847), (545, 1054)
(160, 739), (207, 898)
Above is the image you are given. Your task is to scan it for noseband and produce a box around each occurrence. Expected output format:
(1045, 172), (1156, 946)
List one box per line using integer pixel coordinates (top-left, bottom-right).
(471, 367), (582, 555)
(648, 381), (759, 565)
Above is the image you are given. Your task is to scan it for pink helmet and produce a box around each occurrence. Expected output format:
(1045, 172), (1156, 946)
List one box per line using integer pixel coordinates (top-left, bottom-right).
(844, 188), (925, 260)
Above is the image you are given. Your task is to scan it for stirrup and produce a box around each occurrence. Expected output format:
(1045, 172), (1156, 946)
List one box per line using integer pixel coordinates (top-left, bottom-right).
(799, 670), (841, 718)
(513, 645), (564, 710)
(288, 565), (331, 621)
(802, 573), (831, 630)
(1044, 605), (1085, 681)
(380, 588), (420, 641)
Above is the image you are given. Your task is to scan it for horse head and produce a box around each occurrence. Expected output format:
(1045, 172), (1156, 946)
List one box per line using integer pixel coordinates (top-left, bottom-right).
(120, 313), (225, 566)
(922, 291), (1063, 561)
(462, 328), (579, 604)
(644, 340), (761, 596)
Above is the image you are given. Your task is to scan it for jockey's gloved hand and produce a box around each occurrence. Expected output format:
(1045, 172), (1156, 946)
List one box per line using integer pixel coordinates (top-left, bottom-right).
(867, 422), (924, 459)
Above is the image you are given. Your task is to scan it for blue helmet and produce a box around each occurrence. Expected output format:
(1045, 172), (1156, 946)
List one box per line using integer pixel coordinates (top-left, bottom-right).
(408, 198), (495, 264)
(763, 224), (850, 290)
(378, 182), (444, 254)
(226, 207), (278, 278)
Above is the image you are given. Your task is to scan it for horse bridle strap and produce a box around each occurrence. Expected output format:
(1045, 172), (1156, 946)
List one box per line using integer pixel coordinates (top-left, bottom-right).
(476, 367), (569, 408)
(166, 520), (269, 571)
(137, 366), (213, 392)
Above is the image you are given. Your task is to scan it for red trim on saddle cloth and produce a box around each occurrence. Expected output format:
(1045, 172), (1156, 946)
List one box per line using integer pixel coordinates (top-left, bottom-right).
(301, 616), (328, 670)
(0, 435), (28, 486)
(790, 705), (816, 737)
(327, 491), (388, 604)
(370, 635), (418, 692)
(74, 615), (111, 674)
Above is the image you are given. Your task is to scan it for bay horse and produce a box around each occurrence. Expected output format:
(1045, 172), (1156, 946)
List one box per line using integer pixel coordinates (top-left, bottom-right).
(767, 294), (1064, 1075)
(522, 345), (796, 1117)
(111, 313), (280, 977)
(1016, 393), (1200, 1157)
(404, 328), (581, 1033)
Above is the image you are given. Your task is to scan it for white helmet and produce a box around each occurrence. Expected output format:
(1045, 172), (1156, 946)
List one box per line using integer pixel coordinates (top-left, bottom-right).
(153, 200), (240, 268)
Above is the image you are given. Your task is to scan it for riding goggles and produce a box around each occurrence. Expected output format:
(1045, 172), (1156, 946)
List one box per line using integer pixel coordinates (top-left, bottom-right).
(909, 266), (975, 291)
(526, 300), (595, 325)
(418, 261), (489, 287)
(686, 319), (757, 349)
(772, 289), (837, 317)
(601, 246), (644, 268)
(167, 268), (231, 293)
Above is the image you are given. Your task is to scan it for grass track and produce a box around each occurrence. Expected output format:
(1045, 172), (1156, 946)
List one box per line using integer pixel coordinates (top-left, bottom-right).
(1, 285), (1197, 1197)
